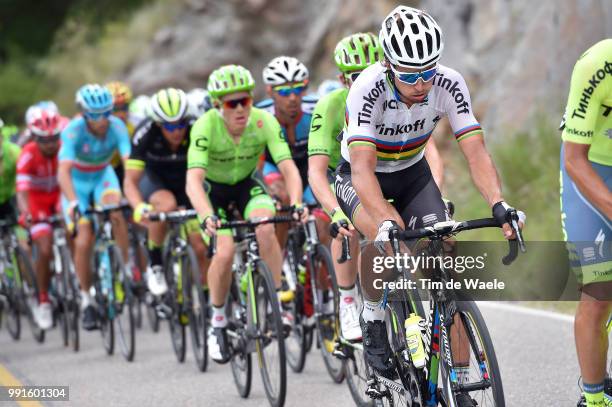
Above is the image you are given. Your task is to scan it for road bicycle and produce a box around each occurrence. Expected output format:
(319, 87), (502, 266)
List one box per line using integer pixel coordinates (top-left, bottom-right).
(148, 209), (208, 371)
(209, 215), (290, 407)
(0, 218), (43, 342)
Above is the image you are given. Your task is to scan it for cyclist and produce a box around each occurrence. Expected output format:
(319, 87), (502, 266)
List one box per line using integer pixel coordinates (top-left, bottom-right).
(309, 32), (447, 341)
(186, 64), (305, 363)
(559, 39), (611, 407)
(15, 108), (62, 330)
(124, 88), (208, 296)
(58, 84), (131, 331)
(335, 6), (523, 391)
(257, 56), (318, 246)
(0, 119), (21, 221)
(106, 81), (135, 184)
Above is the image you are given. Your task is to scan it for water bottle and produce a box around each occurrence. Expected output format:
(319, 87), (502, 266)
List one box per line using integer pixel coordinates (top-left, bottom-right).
(405, 313), (426, 369)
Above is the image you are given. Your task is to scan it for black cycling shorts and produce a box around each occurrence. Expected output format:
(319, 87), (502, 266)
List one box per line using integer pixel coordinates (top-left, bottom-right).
(140, 170), (191, 208)
(334, 158), (448, 231)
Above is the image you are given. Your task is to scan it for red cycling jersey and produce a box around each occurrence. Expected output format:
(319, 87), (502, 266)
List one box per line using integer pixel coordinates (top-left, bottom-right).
(16, 142), (60, 237)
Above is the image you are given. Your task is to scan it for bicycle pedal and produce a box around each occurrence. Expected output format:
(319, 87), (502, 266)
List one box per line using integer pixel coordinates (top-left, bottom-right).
(365, 383), (388, 399)
(155, 303), (172, 319)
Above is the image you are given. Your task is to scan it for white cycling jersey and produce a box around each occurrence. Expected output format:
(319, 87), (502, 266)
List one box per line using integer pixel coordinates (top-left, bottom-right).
(341, 62), (483, 173)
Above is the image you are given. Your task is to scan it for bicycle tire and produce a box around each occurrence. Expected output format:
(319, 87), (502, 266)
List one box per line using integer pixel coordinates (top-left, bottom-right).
(283, 235), (307, 373)
(344, 342), (377, 407)
(111, 246), (136, 362)
(166, 256), (186, 363)
(95, 249), (114, 356)
(60, 245), (80, 352)
(253, 260), (286, 407)
(4, 261), (21, 340)
(15, 247), (44, 343)
(310, 243), (344, 383)
(228, 278), (252, 398)
(54, 245), (70, 347)
(183, 246), (208, 372)
(439, 301), (504, 407)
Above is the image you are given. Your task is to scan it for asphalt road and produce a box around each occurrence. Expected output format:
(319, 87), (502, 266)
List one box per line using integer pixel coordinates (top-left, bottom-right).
(0, 302), (583, 406)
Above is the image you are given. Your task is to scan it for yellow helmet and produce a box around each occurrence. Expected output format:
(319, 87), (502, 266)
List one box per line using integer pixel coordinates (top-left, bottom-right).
(105, 81), (133, 106)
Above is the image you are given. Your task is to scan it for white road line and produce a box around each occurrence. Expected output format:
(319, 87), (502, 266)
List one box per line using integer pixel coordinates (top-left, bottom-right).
(477, 301), (574, 323)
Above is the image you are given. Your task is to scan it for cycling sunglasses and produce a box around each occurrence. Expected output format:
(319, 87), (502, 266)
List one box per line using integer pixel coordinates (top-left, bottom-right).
(390, 64), (438, 85)
(223, 96), (252, 109)
(162, 121), (187, 131)
(84, 110), (112, 121)
(272, 82), (307, 97)
(36, 134), (61, 143)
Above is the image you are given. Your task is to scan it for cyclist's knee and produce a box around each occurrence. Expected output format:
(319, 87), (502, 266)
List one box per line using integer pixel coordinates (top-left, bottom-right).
(576, 297), (612, 324)
(149, 190), (177, 212)
(36, 240), (53, 260)
(109, 211), (126, 228)
(255, 223), (275, 243)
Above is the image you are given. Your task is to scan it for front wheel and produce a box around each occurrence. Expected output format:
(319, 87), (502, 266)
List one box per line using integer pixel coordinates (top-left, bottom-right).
(310, 244), (344, 383)
(439, 301), (504, 407)
(166, 257), (186, 363)
(112, 246), (136, 362)
(253, 261), (286, 407)
(15, 247), (44, 343)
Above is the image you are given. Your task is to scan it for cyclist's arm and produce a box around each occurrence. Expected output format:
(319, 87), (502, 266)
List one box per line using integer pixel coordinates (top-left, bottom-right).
(265, 114), (302, 205)
(457, 135), (503, 207)
(308, 155), (337, 214)
(123, 166), (145, 209)
(186, 119), (214, 219)
(564, 141), (612, 219)
(424, 138), (444, 191)
(276, 159), (303, 206)
(186, 168), (214, 219)
(114, 118), (132, 164)
(58, 161), (77, 202)
(350, 145), (403, 232)
(15, 148), (32, 215)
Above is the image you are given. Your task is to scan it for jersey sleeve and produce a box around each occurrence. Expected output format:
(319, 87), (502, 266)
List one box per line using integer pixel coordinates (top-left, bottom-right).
(438, 67), (483, 142)
(561, 50), (607, 145)
(187, 115), (210, 170)
(263, 114), (292, 164)
(126, 123), (149, 171)
(58, 123), (77, 163)
(112, 118), (132, 158)
(15, 145), (33, 192)
(308, 95), (334, 157)
(345, 78), (381, 149)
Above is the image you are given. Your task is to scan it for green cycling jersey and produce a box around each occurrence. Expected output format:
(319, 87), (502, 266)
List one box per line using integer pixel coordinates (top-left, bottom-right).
(0, 139), (21, 204)
(561, 39), (612, 166)
(188, 107), (292, 184)
(307, 87), (347, 169)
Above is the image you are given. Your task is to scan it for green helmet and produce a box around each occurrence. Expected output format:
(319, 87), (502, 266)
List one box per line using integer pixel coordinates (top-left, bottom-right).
(149, 88), (188, 122)
(207, 65), (255, 99)
(334, 32), (384, 73)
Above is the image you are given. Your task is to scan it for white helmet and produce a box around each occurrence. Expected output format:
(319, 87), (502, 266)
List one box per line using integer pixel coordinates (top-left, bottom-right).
(379, 6), (444, 69)
(187, 88), (212, 118)
(263, 56), (309, 86)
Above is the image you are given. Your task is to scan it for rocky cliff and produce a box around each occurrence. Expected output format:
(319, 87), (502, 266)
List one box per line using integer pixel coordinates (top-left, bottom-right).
(124, 0), (612, 136)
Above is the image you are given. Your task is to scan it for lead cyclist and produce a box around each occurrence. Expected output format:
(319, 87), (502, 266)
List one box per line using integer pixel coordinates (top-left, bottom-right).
(334, 6), (524, 404)
(559, 39), (612, 407)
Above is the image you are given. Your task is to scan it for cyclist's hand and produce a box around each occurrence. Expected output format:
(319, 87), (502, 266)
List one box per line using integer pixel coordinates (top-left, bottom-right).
(293, 203), (309, 223)
(67, 200), (79, 223)
(329, 208), (354, 239)
(374, 220), (400, 253)
(134, 202), (153, 225)
(201, 214), (220, 236)
(492, 201), (525, 239)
